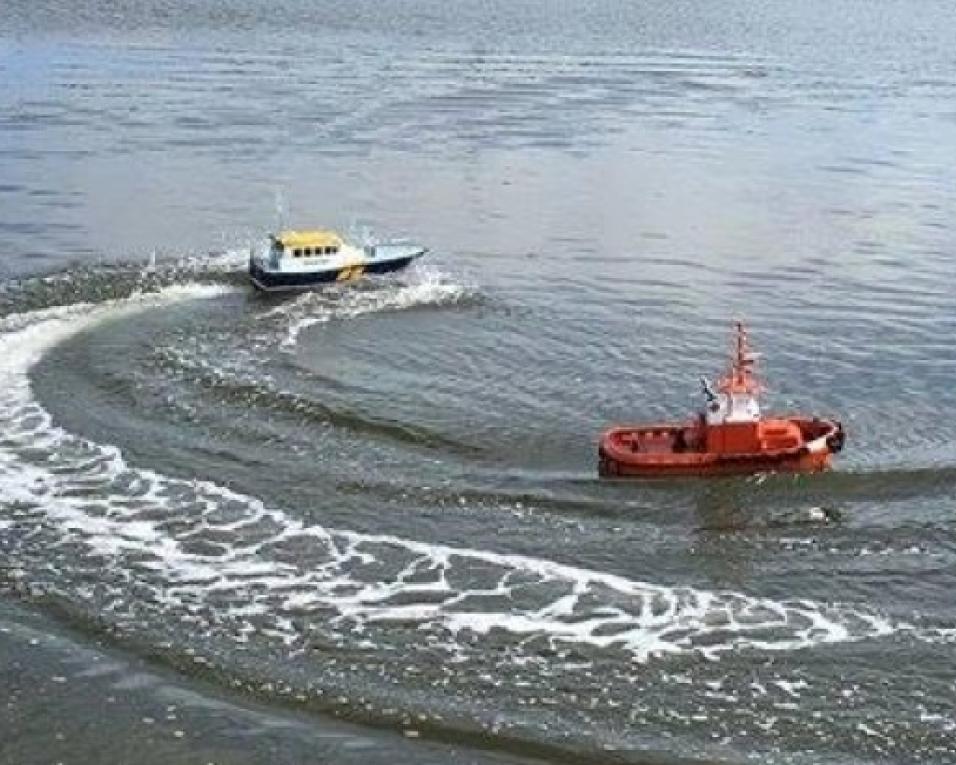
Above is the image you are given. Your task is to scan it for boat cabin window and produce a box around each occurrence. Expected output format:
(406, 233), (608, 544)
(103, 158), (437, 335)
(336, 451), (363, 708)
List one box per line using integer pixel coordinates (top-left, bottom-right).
(284, 245), (341, 257)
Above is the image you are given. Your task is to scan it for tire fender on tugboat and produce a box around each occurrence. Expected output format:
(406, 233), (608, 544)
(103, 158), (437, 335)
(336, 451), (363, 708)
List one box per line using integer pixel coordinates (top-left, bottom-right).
(826, 422), (846, 454)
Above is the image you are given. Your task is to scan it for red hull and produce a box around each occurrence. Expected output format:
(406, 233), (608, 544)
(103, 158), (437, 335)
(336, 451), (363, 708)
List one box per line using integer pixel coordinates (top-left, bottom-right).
(598, 417), (844, 478)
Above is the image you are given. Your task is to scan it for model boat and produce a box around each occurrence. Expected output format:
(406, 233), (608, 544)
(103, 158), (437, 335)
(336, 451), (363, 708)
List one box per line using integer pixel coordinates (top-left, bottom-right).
(249, 229), (427, 292)
(598, 322), (844, 478)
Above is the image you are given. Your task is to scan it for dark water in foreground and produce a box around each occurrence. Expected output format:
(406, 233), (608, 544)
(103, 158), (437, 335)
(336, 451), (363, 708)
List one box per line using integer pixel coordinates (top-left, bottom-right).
(2, 1), (956, 763)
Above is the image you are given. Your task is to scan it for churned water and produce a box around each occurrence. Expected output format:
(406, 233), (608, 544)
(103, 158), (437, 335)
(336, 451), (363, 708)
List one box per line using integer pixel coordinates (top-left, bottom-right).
(1, 1), (955, 763)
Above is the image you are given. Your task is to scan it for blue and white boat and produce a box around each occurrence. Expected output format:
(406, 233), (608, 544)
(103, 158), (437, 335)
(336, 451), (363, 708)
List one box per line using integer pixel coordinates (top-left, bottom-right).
(249, 229), (428, 292)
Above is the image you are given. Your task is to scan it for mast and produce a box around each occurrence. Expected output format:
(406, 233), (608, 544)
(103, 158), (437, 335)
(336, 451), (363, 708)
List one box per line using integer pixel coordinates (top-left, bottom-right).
(718, 321), (762, 396)
(274, 189), (286, 233)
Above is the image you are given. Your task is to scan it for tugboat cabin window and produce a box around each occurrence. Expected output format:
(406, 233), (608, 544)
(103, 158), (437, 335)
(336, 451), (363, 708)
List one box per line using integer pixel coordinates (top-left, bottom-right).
(293, 248), (303, 258)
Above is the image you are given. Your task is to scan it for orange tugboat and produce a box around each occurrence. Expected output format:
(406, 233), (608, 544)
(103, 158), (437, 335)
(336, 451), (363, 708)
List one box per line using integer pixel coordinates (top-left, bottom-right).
(598, 322), (844, 478)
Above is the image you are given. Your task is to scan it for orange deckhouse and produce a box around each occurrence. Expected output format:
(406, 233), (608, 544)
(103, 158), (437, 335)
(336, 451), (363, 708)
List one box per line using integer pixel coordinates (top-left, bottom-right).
(598, 322), (844, 478)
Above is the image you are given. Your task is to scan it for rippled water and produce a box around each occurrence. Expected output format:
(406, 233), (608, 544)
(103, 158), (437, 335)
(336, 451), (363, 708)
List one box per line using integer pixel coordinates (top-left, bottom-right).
(2, 1), (956, 763)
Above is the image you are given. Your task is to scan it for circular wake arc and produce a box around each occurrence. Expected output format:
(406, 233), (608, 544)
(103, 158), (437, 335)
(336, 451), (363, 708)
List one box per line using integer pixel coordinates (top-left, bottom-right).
(0, 287), (899, 662)
(1, 277), (953, 764)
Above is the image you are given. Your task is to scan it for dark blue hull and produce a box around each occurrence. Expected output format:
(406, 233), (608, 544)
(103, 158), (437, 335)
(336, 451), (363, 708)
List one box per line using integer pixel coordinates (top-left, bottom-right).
(249, 253), (422, 292)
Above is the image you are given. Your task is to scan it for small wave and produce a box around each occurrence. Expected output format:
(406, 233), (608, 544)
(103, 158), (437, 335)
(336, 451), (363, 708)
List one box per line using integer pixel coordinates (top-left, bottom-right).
(0, 289), (905, 669)
(154, 343), (481, 456)
(0, 250), (247, 319)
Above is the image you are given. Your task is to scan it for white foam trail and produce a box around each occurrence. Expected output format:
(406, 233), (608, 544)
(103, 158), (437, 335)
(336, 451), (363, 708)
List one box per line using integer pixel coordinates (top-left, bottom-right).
(173, 247), (250, 273)
(0, 286), (901, 662)
(272, 267), (471, 349)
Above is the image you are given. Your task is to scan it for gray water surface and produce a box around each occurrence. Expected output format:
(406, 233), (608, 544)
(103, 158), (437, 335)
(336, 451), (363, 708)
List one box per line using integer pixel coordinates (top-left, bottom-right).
(2, 1), (956, 763)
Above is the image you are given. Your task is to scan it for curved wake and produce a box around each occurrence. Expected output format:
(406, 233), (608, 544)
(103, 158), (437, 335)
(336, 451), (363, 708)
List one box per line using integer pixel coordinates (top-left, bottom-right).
(0, 285), (900, 665)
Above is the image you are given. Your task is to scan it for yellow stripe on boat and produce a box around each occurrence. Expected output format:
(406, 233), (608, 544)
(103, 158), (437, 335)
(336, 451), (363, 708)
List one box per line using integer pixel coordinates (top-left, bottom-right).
(336, 265), (365, 281)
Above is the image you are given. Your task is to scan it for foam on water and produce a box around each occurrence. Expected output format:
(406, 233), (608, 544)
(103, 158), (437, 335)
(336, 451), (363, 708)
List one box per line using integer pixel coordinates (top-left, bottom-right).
(270, 266), (474, 348)
(0, 283), (906, 665)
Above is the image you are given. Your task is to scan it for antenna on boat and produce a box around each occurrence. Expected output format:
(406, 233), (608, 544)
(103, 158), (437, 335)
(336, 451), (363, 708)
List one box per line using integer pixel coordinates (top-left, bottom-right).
(736, 320), (747, 375)
(274, 189), (286, 233)
(728, 320), (762, 394)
